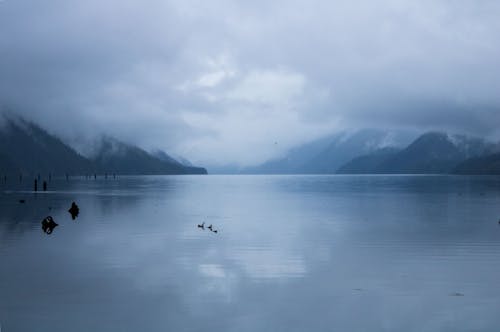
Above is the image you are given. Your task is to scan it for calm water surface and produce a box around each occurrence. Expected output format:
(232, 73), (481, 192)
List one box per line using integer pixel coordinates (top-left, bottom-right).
(1, 175), (500, 331)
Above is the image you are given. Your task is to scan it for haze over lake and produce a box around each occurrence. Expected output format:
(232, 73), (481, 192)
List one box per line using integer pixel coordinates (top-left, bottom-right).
(1, 175), (500, 331)
(2, 0), (500, 330)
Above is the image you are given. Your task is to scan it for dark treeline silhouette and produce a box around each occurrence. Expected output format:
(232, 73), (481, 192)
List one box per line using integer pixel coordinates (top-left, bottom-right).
(0, 116), (207, 176)
(454, 152), (500, 175)
(0, 117), (93, 175)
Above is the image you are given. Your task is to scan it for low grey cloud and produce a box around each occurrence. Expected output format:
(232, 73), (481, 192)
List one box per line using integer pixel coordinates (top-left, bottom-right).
(1, 0), (500, 166)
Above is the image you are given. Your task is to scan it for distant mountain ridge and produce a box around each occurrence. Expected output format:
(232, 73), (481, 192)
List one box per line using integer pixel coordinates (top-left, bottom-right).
(242, 134), (338, 174)
(337, 147), (400, 174)
(240, 129), (500, 175)
(0, 116), (207, 175)
(338, 132), (496, 174)
(4, 114), (499, 176)
(242, 129), (416, 174)
(454, 152), (500, 175)
(372, 132), (480, 174)
(91, 137), (206, 175)
(303, 129), (414, 173)
(0, 117), (93, 175)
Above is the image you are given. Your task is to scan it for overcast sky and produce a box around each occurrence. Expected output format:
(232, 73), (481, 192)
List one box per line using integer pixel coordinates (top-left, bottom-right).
(1, 0), (500, 166)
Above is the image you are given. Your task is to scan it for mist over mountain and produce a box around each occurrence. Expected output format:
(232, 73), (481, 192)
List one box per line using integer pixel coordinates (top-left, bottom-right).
(2, 1), (500, 167)
(234, 129), (500, 175)
(302, 129), (416, 173)
(0, 116), (93, 175)
(337, 147), (400, 174)
(338, 132), (496, 174)
(371, 133), (486, 174)
(92, 137), (206, 175)
(2, 113), (500, 176)
(0, 116), (206, 176)
(241, 134), (338, 174)
(242, 129), (416, 174)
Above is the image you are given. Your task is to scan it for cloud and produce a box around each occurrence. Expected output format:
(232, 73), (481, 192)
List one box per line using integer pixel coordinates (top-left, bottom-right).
(225, 69), (305, 104)
(1, 0), (500, 166)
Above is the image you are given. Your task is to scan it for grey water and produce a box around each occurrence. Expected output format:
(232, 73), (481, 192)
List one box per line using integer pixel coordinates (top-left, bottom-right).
(1, 175), (500, 331)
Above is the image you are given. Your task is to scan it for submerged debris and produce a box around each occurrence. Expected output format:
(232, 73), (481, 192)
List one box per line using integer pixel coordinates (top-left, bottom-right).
(41, 216), (58, 234)
(68, 202), (80, 220)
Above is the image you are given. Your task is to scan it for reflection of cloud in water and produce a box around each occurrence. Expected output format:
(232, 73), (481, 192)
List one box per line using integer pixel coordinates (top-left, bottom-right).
(3, 175), (500, 331)
(199, 264), (226, 278)
(197, 264), (237, 302)
(232, 248), (306, 279)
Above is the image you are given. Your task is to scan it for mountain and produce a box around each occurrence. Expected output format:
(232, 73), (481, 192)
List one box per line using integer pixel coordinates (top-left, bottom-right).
(0, 115), (207, 176)
(0, 151), (20, 174)
(303, 129), (416, 173)
(152, 149), (185, 166)
(153, 151), (197, 168)
(368, 132), (493, 174)
(336, 147), (400, 174)
(242, 134), (337, 174)
(243, 129), (415, 174)
(91, 137), (207, 175)
(0, 116), (93, 175)
(453, 152), (500, 175)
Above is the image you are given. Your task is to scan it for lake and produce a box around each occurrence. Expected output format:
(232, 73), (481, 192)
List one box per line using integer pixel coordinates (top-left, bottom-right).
(1, 175), (500, 331)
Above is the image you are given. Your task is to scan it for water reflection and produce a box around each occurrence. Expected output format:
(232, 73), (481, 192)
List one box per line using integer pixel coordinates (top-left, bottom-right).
(1, 175), (500, 331)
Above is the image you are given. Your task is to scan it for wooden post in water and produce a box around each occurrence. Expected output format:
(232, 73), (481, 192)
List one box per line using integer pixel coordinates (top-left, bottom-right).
(34, 179), (38, 192)
(43, 181), (47, 191)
